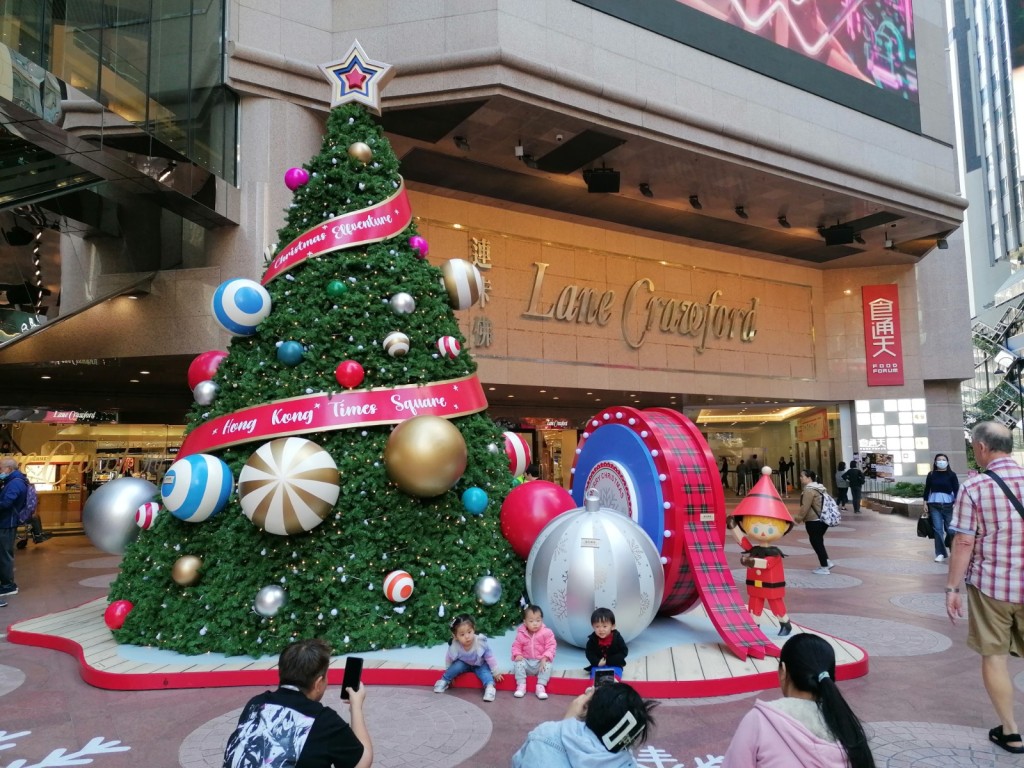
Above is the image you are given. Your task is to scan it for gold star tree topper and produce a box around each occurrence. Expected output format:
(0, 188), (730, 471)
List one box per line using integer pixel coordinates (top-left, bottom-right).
(320, 40), (395, 115)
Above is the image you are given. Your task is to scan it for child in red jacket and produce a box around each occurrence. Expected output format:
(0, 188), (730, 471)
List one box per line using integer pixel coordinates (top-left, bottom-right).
(511, 604), (557, 700)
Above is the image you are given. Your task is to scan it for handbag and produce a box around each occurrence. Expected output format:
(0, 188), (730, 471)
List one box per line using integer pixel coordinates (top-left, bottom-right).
(916, 514), (934, 539)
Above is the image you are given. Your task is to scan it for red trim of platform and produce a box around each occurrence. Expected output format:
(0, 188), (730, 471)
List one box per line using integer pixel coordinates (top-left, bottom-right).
(8, 619), (868, 696)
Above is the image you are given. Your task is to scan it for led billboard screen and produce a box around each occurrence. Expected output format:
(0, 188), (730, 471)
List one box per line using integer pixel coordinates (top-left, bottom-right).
(574, 0), (920, 131)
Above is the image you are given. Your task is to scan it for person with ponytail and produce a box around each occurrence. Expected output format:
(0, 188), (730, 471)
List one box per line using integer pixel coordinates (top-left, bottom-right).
(723, 633), (875, 767)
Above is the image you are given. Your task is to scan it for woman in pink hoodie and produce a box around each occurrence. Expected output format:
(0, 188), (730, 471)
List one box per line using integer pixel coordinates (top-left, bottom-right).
(723, 634), (875, 767)
(511, 604), (558, 700)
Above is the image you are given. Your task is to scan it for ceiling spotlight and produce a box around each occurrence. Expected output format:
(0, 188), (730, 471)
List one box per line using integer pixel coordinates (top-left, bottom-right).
(777, 215), (790, 228)
(688, 195), (702, 210)
(453, 135), (471, 151)
(521, 154), (538, 169)
(853, 233), (865, 244)
(735, 206), (748, 219)
(937, 238), (949, 249)
(639, 183), (653, 198)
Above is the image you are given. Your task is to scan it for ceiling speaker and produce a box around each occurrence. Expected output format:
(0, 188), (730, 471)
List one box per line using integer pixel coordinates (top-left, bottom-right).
(821, 225), (855, 246)
(583, 168), (620, 193)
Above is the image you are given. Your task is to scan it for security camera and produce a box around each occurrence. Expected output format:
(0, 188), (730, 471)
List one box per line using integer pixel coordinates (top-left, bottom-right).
(555, 134), (564, 142)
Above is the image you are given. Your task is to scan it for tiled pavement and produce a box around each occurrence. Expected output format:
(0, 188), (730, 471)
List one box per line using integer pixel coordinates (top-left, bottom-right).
(2, 500), (1022, 767)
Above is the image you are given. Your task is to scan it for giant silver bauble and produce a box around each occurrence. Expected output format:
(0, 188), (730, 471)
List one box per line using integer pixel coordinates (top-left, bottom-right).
(82, 478), (158, 554)
(390, 292), (416, 315)
(193, 379), (219, 406)
(526, 489), (664, 647)
(475, 576), (502, 606)
(254, 585), (288, 617)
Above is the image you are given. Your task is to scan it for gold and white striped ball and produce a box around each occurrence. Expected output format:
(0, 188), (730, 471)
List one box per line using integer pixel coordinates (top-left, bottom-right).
(440, 259), (484, 310)
(238, 437), (340, 536)
(383, 331), (410, 357)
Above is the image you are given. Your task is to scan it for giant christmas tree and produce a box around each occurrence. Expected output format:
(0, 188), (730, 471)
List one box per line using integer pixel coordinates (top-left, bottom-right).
(108, 43), (525, 657)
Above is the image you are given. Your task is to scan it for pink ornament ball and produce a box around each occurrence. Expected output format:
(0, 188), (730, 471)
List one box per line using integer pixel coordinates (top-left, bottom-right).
(500, 481), (575, 559)
(383, 569), (415, 602)
(135, 502), (161, 529)
(409, 235), (429, 258)
(187, 350), (228, 391)
(335, 360), (365, 389)
(503, 431), (532, 476)
(437, 336), (461, 358)
(284, 167), (310, 191)
(104, 599), (134, 630)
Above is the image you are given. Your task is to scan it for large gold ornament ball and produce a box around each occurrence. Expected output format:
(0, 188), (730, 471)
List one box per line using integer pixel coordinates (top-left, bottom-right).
(441, 259), (484, 310)
(385, 416), (468, 497)
(348, 142), (373, 164)
(172, 555), (203, 586)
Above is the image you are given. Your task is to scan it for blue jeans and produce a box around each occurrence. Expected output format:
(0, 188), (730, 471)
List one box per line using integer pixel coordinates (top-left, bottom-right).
(443, 659), (494, 687)
(0, 526), (15, 589)
(928, 502), (954, 557)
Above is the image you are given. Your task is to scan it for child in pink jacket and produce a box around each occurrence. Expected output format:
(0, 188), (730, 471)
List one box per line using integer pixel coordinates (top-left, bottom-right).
(511, 604), (557, 700)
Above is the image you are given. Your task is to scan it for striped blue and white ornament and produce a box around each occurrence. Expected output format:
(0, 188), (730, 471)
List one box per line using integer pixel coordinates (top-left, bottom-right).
(212, 278), (272, 336)
(161, 454), (235, 523)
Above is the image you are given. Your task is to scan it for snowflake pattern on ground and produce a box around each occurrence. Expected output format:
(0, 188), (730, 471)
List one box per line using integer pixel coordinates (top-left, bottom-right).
(793, 615), (951, 656)
(829, 556), (949, 575)
(867, 721), (1024, 766)
(0, 665), (26, 698)
(890, 592), (966, 619)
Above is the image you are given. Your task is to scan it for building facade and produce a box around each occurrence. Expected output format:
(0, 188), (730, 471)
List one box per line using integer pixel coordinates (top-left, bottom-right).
(0, 1), (972, 488)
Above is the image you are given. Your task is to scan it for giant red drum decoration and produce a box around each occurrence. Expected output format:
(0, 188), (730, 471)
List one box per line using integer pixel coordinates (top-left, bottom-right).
(571, 407), (727, 616)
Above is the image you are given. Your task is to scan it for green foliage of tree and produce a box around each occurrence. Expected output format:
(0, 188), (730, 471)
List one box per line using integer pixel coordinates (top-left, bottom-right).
(108, 103), (525, 656)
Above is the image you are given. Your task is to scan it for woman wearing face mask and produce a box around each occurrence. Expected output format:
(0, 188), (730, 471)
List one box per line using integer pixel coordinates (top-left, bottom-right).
(923, 453), (959, 562)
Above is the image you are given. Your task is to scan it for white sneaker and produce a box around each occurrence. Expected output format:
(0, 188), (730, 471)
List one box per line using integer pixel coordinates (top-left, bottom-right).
(535, 684), (548, 700)
(935, 554), (946, 562)
(812, 567), (831, 575)
(433, 679), (449, 693)
(827, 560), (835, 569)
(483, 684), (496, 702)
(514, 684), (526, 698)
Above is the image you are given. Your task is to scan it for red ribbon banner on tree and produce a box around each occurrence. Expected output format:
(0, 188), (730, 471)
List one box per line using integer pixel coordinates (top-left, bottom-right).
(262, 179), (414, 285)
(179, 375), (488, 456)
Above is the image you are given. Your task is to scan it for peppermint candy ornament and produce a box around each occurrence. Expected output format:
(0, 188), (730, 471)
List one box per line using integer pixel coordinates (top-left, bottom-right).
(383, 569), (415, 602)
(135, 501), (161, 529)
(437, 336), (461, 358)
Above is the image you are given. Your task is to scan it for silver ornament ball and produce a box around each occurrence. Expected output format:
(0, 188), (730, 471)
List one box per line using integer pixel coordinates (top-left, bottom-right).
(390, 292), (416, 315)
(254, 585), (288, 617)
(193, 379), (219, 406)
(82, 478), (158, 554)
(526, 489), (664, 647)
(475, 575), (503, 606)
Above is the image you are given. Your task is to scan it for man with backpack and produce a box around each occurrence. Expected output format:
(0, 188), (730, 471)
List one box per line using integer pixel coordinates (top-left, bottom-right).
(0, 457), (29, 606)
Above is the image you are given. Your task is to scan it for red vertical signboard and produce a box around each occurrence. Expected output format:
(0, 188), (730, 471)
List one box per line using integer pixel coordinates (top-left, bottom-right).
(861, 285), (905, 386)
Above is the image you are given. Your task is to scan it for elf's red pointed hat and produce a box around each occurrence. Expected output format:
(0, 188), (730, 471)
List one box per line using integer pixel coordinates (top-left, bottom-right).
(733, 466), (794, 530)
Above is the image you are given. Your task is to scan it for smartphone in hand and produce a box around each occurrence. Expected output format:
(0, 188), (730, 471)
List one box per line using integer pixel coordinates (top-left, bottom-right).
(340, 656), (363, 700)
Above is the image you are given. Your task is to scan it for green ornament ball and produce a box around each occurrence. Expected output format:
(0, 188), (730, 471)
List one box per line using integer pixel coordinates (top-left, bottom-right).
(327, 280), (348, 298)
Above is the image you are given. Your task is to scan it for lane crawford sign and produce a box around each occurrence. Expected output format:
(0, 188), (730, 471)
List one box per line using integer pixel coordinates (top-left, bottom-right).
(521, 262), (759, 352)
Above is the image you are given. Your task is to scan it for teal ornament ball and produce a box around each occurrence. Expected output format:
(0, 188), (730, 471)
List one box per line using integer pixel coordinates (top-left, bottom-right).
(462, 486), (488, 515)
(327, 280), (348, 298)
(277, 341), (305, 366)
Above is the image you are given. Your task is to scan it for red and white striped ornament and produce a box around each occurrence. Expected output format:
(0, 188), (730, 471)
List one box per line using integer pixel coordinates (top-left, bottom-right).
(383, 569), (415, 602)
(135, 501), (161, 529)
(504, 431), (532, 477)
(437, 336), (461, 358)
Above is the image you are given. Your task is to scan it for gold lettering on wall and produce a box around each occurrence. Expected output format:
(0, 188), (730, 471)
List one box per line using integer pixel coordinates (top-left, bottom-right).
(522, 262), (758, 352)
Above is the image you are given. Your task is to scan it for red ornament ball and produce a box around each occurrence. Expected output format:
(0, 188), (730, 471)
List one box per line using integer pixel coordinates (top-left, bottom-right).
(335, 360), (365, 389)
(500, 480), (575, 559)
(187, 350), (227, 391)
(504, 431), (532, 476)
(437, 336), (461, 358)
(104, 599), (134, 630)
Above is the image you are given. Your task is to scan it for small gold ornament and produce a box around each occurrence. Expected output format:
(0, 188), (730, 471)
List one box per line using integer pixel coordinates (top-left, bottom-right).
(384, 415), (467, 497)
(172, 555), (203, 586)
(348, 142), (373, 164)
